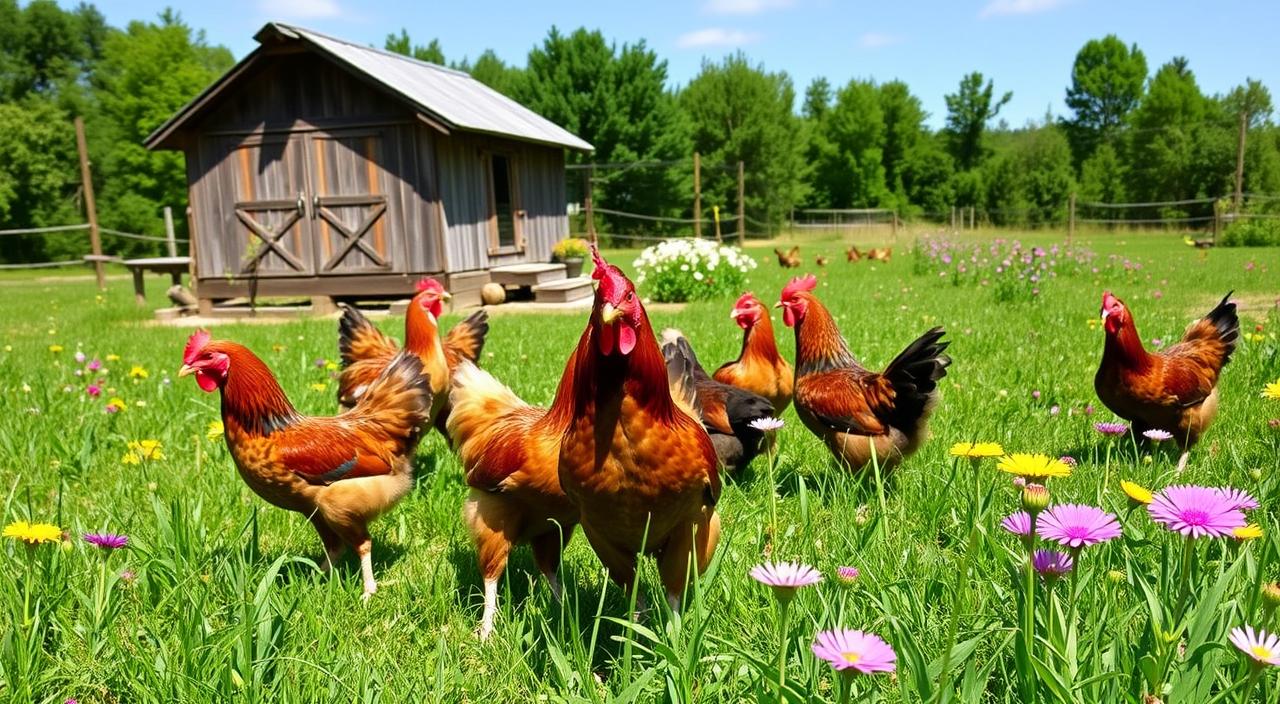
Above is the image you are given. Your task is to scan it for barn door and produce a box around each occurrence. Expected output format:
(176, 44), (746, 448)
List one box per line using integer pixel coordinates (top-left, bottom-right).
(226, 135), (314, 277)
(307, 130), (400, 274)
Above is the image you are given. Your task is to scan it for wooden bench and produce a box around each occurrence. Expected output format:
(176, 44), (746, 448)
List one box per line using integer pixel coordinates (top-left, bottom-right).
(122, 256), (191, 305)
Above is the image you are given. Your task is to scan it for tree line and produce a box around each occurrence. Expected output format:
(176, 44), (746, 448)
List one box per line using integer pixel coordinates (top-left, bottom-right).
(2, 3), (1277, 263)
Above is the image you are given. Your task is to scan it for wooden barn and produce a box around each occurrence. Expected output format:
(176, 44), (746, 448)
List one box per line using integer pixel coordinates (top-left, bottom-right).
(146, 22), (593, 312)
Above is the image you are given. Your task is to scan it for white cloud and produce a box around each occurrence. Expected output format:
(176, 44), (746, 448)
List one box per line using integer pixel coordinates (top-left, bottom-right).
(267, 0), (342, 19)
(704, 0), (794, 16)
(676, 28), (762, 49)
(979, 0), (1067, 18)
(857, 32), (902, 49)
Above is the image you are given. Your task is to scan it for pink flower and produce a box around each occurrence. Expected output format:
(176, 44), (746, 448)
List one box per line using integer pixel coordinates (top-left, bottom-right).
(750, 561), (822, 602)
(1142, 429), (1173, 442)
(86, 384), (102, 398)
(87, 359), (101, 371)
(1001, 511), (1033, 537)
(1037, 504), (1122, 549)
(836, 566), (860, 583)
(1148, 485), (1246, 539)
(1216, 487), (1259, 511)
(1229, 625), (1280, 666)
(1094, 421), (1129, 436)
(811, 629), (896, 674)
(1032, 549), (1074, 580)
(1059, 456), (1077, 468)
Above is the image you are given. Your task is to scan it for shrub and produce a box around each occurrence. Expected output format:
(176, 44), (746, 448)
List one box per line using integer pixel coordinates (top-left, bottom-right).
(1219, 216), (1280, 247)
(633, 238), (756, 303)
(552, 237), (590, 260)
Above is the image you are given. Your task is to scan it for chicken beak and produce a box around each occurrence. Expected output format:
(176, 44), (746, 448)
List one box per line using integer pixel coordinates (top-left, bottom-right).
(773, 301), (784, 309)
(600, 302), (623, 324)
(440, 290), (452, 302)
(177, 364), (195, 378)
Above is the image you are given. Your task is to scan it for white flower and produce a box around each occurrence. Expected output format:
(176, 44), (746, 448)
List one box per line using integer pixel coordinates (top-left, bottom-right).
(750, 417), (785, 432)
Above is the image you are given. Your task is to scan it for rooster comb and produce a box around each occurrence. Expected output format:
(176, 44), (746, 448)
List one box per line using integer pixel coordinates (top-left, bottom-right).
(781, 274), (818, 301)
(590, 243), (609, 280)
(183, 329), (211, 365)
(415, 277), (444, 294)
(733, 291), (758, 309)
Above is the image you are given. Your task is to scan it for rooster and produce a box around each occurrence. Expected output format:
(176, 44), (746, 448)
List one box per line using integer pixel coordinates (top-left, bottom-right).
(713, 292), (794, 415)
(179, 331), (431, 598)
(780, 274), (950, 471)
(558, 246), (720, 611)
(336, 278), (488, 438)
(845, 245), (862, 263)
(661, 329), (775, 473)
(1096, 291), (1239, 472)
(447, 361), (578, 639)
(774, 246), (801, 268)
(815, 255), (829, 267)
(867, 247), (893, 263)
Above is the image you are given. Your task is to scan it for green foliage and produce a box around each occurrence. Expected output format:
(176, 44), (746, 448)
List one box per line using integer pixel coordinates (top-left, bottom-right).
(0, 99), (79, 263)
(1220, 215), (1280, 246)
(1127, 58), (1214, 209)
(813, 79), (888, 208)
(944, 71), (1012, 171)
(1063, 35), (1147, 161)
(1079, 141), (1128, 204)
(384, 28), (445, 64)
(983, 124), (1075, 226)
(631, 238), (756, 302)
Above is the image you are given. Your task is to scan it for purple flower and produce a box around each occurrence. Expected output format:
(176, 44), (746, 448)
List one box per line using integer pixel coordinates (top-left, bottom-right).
(1059, 456), (1077, 468)
(1094, 422), (1129, 437)
(1148, 485), (1247, 539)
(83, 532), (128, 550)
(86, 384), (101, 398)
(1031, 390), (1041, 400)
(1084, 405), (1095, 416)
(750, 561), (822, 602)
(811, 629), (896, 674)
(87, 359), (101, 371)
(1037, 504), (1122, 548)
(1142, 429), (1173, 442)
(1033, 549), (1074, 580)
(314, 358), (327, 368)
(1217, 487), (1259, 511)
(836, 566), (860, 583)
(1001, 511), (1033, 537)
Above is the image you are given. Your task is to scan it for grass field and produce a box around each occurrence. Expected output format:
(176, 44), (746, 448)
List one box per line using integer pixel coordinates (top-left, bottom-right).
(1, 230), (1278, 703)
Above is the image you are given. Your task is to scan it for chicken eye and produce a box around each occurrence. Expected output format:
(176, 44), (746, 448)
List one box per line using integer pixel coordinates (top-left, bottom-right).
(627, 291), (634, 301)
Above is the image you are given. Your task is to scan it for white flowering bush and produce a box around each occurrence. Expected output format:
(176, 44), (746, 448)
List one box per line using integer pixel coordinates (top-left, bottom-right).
(632, 238), (757, 303)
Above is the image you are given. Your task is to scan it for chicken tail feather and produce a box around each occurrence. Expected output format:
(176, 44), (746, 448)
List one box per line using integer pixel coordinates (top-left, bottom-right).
(1185, 291), (1239, 364)
(338, 303), (396, 367)
(351, 351), (432, 454)
(881, 326), (951, 432)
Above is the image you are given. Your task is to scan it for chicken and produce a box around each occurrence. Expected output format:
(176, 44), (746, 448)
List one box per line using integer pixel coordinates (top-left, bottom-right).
(1095, 291), (1239, 472)
(846, 245), (862, 263)
(867, 247), (893, 263)
(779, 274), (950, 471)
(661, 329), (776, 473)
(179, 331), (431, 598)
(713, 292), (794, 415)
(815, 255), (829, 267)
(557, 246), (720, 611)
(774, 246), (801, 268)
(447, 361), (578, 639)
(336, 277), (489, 438)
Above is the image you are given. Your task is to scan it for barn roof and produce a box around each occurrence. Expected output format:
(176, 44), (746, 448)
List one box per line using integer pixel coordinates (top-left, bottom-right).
(145, 22), (593, 152)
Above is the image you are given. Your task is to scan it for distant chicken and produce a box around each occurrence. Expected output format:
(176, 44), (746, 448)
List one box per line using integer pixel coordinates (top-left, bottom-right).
(780, 275), (950, 471)
(336, 278), (489, 438)
(1096, 291), (1239, 472)
(713, 292), (794, 415)
(558, 247), (720, 611)
(447, 361), (578, 639)
(867, 247), (893, 263)
(815, 255), (829, 267)
(774, 246), (801, 268)
(845, 245), (862, 263)
(180, 332), (431, 598)
(661, 329), (776, 473)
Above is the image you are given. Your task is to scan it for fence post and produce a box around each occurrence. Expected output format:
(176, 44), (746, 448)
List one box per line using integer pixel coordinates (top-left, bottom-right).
(584, 165), (596, 245)
(736, 160), (745, 247)
(892, 210), (898, 239)
(969, 207), (975, 230)
(713, 205), (722, 242)
(950, 206), (956, 231)
(1068, 192), (1076, 244)
(693, 151), (701, 239)
(163, 206), (178, 257)
(1234, 110), (1247, 213)
(74, 116), (104, 290)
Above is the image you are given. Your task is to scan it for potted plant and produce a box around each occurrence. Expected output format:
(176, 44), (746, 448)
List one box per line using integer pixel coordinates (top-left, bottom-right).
(552, 237), (590, 278)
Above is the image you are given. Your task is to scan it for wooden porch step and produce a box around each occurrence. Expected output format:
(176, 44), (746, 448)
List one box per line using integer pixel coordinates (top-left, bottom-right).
(489, 262), (567, 287)
(533, 276), (594, 303)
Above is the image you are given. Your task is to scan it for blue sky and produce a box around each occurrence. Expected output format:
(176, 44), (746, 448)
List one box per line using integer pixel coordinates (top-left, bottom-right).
(72, 0), (1279, 129)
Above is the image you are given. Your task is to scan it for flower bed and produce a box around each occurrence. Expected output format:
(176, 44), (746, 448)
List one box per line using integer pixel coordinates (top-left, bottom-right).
(632, 238), (757, 303)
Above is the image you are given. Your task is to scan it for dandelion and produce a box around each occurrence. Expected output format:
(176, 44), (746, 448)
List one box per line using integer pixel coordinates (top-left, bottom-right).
(325, 361), (339, 372)
(128, 365), (149, 379)
(1217, 487), (1259, 511)
(272, 344), (286, 353)
(127, 440), (164, 461)
(1264, 380), (1280, 400)
(310, 382), (328, 392)
(120, 452), (140, 466)
(105, 354), (120, 362)
(997, 453), (1071, 481)
(750, 417), (785, 432)
(1148, 485), (1246, 539)
(105, 397), (126, 413)
(811, 628), (896, 674)
(1032, 549), (1074, 581)
(82, 533), (128, 550)
(48, 344), (63, 353)
(3, 521), (62, 545)
(1229, 626), (1280, 666)
(1037, 504), (1122, 549)
(949, 442), (1004, 459)
(1120, 480), (1153, 505)
(207, 420), (225, 442)
(836, 566), (859, 584)
(1094, 421), (1129, 437)
(1142, 429), (1173, 442)
(1234, 524), (1264, 541)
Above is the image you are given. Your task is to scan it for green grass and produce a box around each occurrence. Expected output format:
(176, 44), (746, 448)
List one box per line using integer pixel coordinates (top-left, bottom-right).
(1, 231), (1278, 703)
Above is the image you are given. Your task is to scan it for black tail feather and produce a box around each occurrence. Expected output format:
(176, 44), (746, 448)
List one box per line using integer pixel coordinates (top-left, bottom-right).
(337, 303), (375, 367)
(882, 327), (951, 430)
(1205, 291), (1240, 363)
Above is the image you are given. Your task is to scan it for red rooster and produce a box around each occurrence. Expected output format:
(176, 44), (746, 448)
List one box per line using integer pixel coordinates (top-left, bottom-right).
(179, 331), (431, 598)
(780, 274), (950, 471)
(336, 278), (488, 437)
(1096, 291), (1239, 472)
(446, 361), (578, 639)
(713, 292), (794, 415)
(558, 247), (720, 611)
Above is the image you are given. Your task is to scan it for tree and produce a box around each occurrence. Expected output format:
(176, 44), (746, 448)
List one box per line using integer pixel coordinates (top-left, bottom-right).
(901, 136), (954, 216)
(878, 80), (927, 203)
(982, 124), (1074, 226)
(1128, 57), (1212, 210)
(1078, 141), (1126, 203)
(812, 78), (887, 208)
(802, 76), (831, 120)
(384, 29), (445, 64)
(453, 49), (523, 96)
(1062, 35), (1146, 160)
(944, 71), (1011, 170)
(0, 99), (79, 261)
(681, 53), (807, 227)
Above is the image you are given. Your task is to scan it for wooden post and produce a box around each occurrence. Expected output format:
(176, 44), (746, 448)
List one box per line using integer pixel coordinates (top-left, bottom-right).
(891, 210), (898, 239)
(713, 205), (722, 242)
(1068, 191), (1076, 244)
(970, 207), (976, 230)
(583, 166), (596, 244)
(696, 151), (706, 240)
(1233, 109), (1247, 213)
(736, 160), (745, 246)
(950, 206), (956, 231)
(75, 116), (104, 290)
(163, 206), (177, 257)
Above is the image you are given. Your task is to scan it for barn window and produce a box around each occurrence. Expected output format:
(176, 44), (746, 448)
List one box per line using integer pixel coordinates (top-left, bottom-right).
(486, 152), (522, 253)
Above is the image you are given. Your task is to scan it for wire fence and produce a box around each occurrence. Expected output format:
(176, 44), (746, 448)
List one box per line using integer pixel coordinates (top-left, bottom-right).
(0, 221), (188, 269)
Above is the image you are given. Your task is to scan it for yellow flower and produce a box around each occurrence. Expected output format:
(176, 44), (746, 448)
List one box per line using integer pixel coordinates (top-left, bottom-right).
(272, 344), (286, 353)
(1264, 380), (1280, 401)
(105, 354), (121, 362)
(120, 452), (141, 465)
(206, 420), (225, 442)
(127, 440), (164, 461)
(1235, 524), (1264, 541)
(310, 382), (328, 392)
(129, 365), (149, 379)
(1248, 333), (1266, 344)
(997, 453), (1071, 480)
(106, 397), (126, 412)
(950, 442), (1005, 459)
(3, 520), (62, 545)
(1120, 480), (1153, 505)
(48, 344), (63, 353)
(324, 361), (339, 372)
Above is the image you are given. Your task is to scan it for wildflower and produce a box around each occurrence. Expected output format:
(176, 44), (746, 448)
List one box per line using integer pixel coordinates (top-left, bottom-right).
(74, 351), (86, 364)
(309, 382), (328, 392)
(1229, 626), (1280, 666)
(1032, 549), (1074, 581)
(1121, 480), (1153, 505)
(207, 420), (225, 442)
(836, 566), (859, 583)
(86, 384), (102, 398)
(120, 452), (140, 465)
(750, 561), (823, 603)
(949, 442), (1004, 459)
(105, 397), (126, 413)
(129, 365), (149, 379)
(82, 533), (128, 550)
(1094, 421), (1129, 437)
(3, 521), (62, 545)
(1050, 405), (1060, 416)
(1234, 524), (1264, 541)
(127, 440), (164, 461)
(811, 629), (896, 674)
(1021, 484), (1051, 514)
(119, 569), (136, 584)
(1217, 487), (1259, 511)
(1264, 380), (1280, 401)
(998, 453), (1071, 481)
(749, 417), (785, 432)
(1148, 485), (1246, 539)
(1001, 511), (1033, 537)
(1037, 504), (1122, 549)
(105, 354), (120, 362)
(1262, 583), (1280, 609)
(1059, 456), (1077, 468)
(1107, 569), (1126, 585)
(1031, 390), (1041, 400)
(314, 358), (327, 368)
(87, 359), (101, 372)
(48, 344), (63, 353)
(325, 361), (339, 372)
(272, 344), (286, 353)
(1142, 429), (1173, 442)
